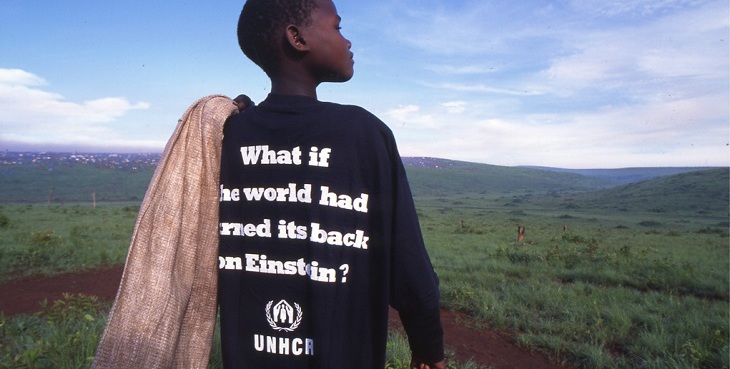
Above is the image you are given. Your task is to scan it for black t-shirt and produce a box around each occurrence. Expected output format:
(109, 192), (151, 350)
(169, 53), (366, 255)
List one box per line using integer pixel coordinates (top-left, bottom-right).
(218, 94), (443, 368)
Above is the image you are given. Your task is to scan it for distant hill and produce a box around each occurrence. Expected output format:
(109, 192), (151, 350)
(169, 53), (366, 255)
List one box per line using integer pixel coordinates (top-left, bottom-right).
(1, 153), (726, 213)
(0, 163), (154, 203)
(403, 157), (614, 197)
(0, 152), (158, 202)
(554, 168), (730, 219)
(522, 166), (722, 185)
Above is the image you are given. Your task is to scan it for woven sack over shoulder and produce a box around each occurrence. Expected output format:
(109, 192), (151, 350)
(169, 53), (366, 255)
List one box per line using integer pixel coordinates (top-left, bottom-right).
(92, 95), (238, 369)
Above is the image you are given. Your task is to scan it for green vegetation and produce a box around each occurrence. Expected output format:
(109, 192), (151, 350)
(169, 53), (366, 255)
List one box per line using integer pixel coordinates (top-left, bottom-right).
(0, 294), (109, 369)
(0, 163), (154, 203)
(411, 167), (728, 368)
(0, 204), (136, 281)
(0, 295), (485, 369)
(405, 160), (614, 197)
(561, 168), (730, 217)
(0, 160), (727, 368)
(384, 331), (488, 369)
(420, 198), (728, 368)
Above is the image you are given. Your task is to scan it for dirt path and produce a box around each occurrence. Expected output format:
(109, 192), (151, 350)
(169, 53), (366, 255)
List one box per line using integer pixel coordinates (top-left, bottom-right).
(0, 267), (570, 369)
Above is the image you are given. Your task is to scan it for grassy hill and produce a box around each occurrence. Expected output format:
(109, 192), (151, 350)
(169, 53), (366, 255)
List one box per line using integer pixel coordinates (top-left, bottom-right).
(1, 155), (727, 228)
(403, 158), (613, 197)
(559, 168), (729, 218)
(493, 168), (730, 232)
(0, 164), (154, 203)
(523, 166), (720, 184)
(1, 156), (727, 368)
(0, 156), (616, 203)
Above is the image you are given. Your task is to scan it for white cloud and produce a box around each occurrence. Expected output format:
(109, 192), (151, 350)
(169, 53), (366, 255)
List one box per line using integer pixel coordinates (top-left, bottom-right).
(366, 0), (728, 167)
(442, 101), (467, 114)
(0, 133), (165, 153)
(386, 104), (420, 120)
(570, 0), (709, 17)
(378, 1), (540, 56)
(0, 68), (150, 146)
(542, 0), (728, 92)
(387, 90), (728, 168)
(429, 82), (543, 96)
(425, 64), (501, 75)
(0, 68), (46, 86)
(385, 104), (438, 128)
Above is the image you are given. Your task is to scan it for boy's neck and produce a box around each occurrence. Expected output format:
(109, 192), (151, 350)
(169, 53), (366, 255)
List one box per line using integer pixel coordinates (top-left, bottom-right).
(270, 69), (319, 99)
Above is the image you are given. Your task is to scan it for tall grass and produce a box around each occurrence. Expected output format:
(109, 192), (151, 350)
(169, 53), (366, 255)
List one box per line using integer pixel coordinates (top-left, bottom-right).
(0, 204), (136, 281)
(1, 166), (728, 368)
(0, 296), (484, 369)
(0, 294), (108, 368)
(0, 163), (154, 203)
(383, 331), (489, 369)
(420, 195), (729, 369)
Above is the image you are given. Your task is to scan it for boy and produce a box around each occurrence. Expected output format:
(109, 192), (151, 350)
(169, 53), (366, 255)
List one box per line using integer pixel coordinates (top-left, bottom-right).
(218, 0), (445, 368)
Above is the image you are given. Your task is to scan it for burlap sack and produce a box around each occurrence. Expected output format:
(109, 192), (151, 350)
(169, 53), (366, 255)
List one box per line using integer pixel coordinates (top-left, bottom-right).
(92, 95), (238, 368)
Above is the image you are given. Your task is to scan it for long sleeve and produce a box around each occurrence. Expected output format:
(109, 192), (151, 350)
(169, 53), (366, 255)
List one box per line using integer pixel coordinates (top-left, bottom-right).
(387, 142), (444, 363)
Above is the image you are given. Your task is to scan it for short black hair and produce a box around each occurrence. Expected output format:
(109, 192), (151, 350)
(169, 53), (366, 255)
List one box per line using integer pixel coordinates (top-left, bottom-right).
(237, 0), (319, 76)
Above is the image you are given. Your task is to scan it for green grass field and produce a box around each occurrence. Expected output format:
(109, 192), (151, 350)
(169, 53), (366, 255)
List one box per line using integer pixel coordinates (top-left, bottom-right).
(0, 161), (727, 368)
(417, 194), (728, 369)
(0, 163), (154, 203)
(0, 204), (137, 281)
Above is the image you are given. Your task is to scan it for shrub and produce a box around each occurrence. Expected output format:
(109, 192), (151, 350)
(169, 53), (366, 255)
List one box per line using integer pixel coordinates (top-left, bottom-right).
(0, 294), (109, 368)
(0, 212), (9, 227)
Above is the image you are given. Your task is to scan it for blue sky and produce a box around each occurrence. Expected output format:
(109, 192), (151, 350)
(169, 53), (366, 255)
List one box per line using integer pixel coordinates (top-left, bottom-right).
(1, 0), (728, 168)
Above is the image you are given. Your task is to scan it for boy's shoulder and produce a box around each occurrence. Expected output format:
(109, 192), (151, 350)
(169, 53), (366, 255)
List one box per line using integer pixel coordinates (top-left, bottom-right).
(224, 95), (395, 143)
(321, 100), (378, 119)
(319, 101), (391, 132)
(242, 97), (391, 132)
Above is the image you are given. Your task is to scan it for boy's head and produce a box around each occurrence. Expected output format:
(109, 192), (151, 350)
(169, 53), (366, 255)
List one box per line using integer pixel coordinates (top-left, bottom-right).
(238, 0), (317, 77)
(238, 0), (353, 83)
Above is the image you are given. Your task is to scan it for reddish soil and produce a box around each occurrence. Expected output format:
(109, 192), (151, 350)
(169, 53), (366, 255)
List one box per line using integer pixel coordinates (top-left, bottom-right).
(0, 267), (571, 369)
(0, 266), (124, 315)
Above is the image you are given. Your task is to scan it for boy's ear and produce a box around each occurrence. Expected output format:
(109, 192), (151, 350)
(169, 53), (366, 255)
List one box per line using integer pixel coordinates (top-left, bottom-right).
(286, 25), (308, 51)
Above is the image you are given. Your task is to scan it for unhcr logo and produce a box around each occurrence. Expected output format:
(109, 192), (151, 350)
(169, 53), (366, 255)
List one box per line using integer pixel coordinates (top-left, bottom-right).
(255, 299), (314, 356)
(265, 299), (303, 332)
